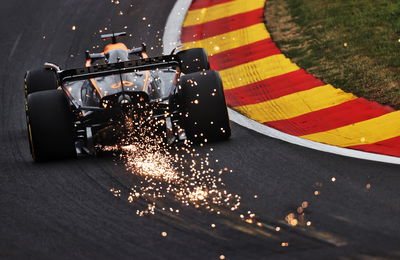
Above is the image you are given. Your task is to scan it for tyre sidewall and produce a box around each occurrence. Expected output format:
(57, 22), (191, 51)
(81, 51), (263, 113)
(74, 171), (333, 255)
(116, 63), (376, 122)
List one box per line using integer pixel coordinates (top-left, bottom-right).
(179, 70), (231, 142)
(25, 68), (58, 96)
(27, 89), (76, 161)
(176, 48), (210, 74)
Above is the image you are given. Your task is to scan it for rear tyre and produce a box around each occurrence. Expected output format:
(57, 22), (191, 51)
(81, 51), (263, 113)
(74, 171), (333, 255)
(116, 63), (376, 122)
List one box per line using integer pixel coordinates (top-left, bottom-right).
(24, 68), (58, 96)
(26, 89), (76, 161)
(178, 70), (231, 143)
(176, 48), (209, 74)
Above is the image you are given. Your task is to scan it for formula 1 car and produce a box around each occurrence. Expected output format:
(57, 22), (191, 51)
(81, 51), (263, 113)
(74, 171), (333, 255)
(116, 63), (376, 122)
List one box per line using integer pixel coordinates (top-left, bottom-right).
(24, 32), (231, 161)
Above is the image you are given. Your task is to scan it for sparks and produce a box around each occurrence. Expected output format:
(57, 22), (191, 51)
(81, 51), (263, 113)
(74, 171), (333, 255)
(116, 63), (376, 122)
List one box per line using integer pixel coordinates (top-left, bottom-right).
(103, 108), (241, 216)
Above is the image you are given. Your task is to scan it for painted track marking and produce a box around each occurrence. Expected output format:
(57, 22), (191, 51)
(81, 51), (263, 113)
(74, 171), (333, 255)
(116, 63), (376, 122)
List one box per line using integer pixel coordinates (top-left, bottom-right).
(163, 0), (400, 165)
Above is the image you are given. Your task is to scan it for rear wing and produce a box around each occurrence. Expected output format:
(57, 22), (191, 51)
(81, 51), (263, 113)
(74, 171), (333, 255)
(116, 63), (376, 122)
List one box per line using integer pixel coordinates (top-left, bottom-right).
(58, 55), (180, 83)
(85, 43), (147, 60)
(101, 31), (126, 43)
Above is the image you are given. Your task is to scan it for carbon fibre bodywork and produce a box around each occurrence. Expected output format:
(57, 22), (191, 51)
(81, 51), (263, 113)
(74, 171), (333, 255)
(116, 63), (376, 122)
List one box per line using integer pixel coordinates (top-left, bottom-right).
(53, 40), (184, 154)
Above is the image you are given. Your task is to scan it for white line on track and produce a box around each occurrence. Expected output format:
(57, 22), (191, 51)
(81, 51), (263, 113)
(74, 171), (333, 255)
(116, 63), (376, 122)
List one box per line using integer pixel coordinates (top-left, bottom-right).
(8, 33), (22, 61)
(163, 0), (400, 165)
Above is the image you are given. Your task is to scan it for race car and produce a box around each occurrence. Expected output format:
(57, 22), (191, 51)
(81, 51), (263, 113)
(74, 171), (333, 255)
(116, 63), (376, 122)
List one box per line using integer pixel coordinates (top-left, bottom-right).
(24, 32), (231, 162)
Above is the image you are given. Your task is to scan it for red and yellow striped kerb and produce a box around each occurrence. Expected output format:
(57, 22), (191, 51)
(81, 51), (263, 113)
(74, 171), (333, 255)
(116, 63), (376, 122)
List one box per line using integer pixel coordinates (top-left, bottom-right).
(181, 0), (400, 157)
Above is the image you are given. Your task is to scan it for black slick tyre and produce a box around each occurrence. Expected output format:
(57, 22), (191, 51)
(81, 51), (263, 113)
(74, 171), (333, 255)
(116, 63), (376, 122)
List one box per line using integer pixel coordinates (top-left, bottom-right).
(26, 89), (76, 161)
(176, 48), (209, 74)
(179, 70), (231, 143)
(24, 68), (58, 96)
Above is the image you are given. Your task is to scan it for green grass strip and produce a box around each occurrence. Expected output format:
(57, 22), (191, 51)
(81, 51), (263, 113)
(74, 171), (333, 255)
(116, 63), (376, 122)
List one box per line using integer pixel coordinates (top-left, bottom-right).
(265, 0), (400, 109)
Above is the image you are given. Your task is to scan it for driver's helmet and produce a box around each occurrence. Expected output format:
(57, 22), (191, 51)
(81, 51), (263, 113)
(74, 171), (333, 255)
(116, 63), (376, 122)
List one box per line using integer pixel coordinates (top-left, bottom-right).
(105, 49), (129, 63)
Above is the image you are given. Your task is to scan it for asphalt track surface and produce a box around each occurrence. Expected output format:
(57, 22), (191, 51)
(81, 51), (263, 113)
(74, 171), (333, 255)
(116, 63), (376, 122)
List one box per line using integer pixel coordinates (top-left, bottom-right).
(1, 1), (400, 259)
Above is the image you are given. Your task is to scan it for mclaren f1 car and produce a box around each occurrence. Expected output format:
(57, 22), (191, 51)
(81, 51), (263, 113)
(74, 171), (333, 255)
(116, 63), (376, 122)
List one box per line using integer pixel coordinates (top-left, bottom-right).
(24, 32), (231, 161)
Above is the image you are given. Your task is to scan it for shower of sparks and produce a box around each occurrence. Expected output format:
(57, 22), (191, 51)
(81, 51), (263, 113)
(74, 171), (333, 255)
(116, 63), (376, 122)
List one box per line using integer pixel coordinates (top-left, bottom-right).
(104, 108), (241, 216)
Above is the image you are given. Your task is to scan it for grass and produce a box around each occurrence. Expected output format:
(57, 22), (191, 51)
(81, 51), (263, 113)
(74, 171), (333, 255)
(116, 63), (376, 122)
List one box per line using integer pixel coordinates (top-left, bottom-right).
(265, 0), (400, 109)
